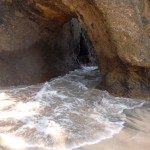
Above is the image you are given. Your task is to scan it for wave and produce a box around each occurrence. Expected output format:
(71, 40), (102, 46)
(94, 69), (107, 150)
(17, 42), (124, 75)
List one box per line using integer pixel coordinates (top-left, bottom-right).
(0, 66), (145, 150)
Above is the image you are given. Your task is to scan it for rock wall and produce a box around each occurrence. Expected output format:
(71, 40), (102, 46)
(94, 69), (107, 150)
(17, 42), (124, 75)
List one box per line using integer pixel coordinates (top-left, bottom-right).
(0, 0), (150, 99)
(63, 0), (150, 99)
(0, 2), (82, 86)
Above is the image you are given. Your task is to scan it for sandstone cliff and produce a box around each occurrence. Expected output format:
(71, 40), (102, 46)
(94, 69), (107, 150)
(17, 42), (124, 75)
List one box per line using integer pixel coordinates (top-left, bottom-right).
(0, 1), (83, 86)
(0, 0), (150, 99)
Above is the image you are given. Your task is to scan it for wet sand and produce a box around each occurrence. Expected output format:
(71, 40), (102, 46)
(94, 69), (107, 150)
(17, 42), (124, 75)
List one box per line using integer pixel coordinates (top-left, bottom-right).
(0, 67), (149, 150)
(0, 103), (149, 150)
(76, 103), (150, 150)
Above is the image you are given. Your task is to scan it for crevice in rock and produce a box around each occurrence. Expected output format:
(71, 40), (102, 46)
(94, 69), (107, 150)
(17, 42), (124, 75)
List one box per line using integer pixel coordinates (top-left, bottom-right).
(77, 28), (97, 66)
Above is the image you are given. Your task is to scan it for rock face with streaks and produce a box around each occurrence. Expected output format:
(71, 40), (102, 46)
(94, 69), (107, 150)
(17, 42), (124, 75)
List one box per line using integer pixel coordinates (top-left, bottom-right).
(62, 0), (150, 99)
(0, 1), (82, 86)
(0, 0), (150, 99)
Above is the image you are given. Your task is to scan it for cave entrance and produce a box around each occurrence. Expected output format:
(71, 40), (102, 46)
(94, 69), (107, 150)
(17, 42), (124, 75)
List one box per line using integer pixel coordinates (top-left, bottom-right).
(38, 18), (97, 83)
(0, 17), (97, 86)
(77, 28), (97, 66)
(42, 18), (97, 80)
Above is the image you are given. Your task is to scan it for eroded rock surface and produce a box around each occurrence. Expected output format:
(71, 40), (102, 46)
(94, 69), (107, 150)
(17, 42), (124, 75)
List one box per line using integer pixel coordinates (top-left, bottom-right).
(0, 1), (82, 86)
(0, 0), (150, 98)
(62, 0), (150, 99)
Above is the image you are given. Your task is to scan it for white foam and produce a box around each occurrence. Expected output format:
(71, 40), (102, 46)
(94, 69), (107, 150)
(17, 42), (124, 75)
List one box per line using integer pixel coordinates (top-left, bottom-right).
(81, 65), (98, 71)
(0, 66), (145, 150)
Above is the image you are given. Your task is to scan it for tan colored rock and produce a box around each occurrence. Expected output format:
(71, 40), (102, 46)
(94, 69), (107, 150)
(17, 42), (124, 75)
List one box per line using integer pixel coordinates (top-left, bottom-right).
(62, 0), (150, 99)
(0, 0), (150, 99)
(0, 2), (82, 86)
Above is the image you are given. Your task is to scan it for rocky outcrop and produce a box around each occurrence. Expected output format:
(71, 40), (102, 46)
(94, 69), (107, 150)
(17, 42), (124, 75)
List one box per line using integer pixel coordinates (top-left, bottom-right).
(62, 0), (150, 99)
(0, 0), (150, 99)
(0, 1), (83, 86)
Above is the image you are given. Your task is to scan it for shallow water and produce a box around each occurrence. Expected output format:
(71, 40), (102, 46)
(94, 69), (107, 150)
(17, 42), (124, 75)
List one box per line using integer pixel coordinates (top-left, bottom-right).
(0, 66), (149, 150)
(76, 103), (150, 150)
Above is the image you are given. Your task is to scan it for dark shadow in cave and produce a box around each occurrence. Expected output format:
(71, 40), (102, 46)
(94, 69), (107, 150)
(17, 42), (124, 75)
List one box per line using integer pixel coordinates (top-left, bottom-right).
(77, 28), (97, 66)
(0, 17), (97, 86)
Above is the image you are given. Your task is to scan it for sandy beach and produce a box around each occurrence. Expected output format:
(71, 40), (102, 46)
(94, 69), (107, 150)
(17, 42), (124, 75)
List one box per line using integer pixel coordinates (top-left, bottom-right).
(76, 103), (150, 150)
